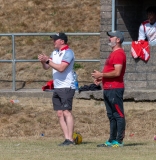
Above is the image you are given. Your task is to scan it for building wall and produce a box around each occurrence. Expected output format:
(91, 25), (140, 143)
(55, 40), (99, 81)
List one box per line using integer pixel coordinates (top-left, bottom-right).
(100, 0), (156, 89)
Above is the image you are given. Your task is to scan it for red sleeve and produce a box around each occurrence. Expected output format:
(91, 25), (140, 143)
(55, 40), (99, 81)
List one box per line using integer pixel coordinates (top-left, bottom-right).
(112, 51), (125, 65)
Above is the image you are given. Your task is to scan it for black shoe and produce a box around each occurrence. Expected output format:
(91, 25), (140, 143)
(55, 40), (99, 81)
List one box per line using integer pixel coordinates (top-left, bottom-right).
(64, 139), (74, 146)
(58, 139), (74, 146)
(58, 139), (68, 146)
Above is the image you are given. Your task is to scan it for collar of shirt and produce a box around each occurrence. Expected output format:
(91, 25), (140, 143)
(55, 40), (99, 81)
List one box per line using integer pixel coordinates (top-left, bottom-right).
(60, 45), (69, 51)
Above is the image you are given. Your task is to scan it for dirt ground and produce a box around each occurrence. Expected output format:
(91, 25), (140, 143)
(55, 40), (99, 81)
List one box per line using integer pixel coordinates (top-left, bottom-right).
(0, 0), (100, 90)
(1, 0), (156, 146)
(0, 96), (156, 142)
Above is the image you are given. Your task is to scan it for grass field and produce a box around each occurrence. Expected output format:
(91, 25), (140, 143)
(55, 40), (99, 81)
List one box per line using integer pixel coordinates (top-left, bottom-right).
(0, 0), (100, 90)
(0, 1), (156, 159)
(0, 97), (156, 160)
(0, 138), (156, 160)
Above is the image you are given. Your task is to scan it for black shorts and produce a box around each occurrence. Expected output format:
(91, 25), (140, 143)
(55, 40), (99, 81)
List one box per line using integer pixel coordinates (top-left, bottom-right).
(52, 88), (75, 111)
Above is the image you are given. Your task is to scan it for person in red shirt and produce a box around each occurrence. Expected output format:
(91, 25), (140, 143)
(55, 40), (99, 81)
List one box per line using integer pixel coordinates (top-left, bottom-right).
(91, 30), (126, 147)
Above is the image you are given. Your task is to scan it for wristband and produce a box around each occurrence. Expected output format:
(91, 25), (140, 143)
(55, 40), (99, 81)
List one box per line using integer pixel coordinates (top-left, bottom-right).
(46, 59), (50, 64)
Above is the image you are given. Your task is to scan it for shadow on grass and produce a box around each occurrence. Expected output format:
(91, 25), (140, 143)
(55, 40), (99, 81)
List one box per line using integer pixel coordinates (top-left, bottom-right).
(79, 141), (147, 146)
(124, 142), (147, 146)
(81, 141), (95, 145)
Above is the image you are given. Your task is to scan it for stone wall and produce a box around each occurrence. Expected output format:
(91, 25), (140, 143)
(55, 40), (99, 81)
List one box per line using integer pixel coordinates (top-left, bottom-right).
(100, 0), (156, 89)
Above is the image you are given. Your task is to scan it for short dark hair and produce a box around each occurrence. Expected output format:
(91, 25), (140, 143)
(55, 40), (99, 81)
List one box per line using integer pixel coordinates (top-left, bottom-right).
(146, 6), (156, 15)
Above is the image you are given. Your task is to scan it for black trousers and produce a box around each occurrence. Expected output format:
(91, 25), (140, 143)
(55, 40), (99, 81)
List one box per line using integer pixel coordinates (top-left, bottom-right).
(103, 88), (126, 143)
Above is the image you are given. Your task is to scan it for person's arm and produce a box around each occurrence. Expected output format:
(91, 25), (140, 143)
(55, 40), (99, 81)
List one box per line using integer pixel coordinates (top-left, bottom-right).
(48, 49), (73, 72)
(91, 64), (123, 79)
(41, 61), (51, 70)
(48, 60), (69, 72)
(38, 54), (50, 70)
(138, 24), (146, 41)
(38, 53), (69, 72)
(93, 78), (102, 85)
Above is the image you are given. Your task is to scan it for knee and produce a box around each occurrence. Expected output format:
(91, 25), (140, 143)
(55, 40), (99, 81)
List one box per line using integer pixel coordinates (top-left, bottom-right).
(57, 110), (63, 118)
(63, 110), (72, 117)
(57, 110), (72, 118)
(107, 113), (113, 120)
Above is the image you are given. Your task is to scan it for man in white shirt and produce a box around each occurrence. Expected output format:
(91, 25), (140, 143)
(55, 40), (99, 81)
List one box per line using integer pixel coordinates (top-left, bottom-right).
(38, 33), (76, 146)
(138, 6), (156, 46)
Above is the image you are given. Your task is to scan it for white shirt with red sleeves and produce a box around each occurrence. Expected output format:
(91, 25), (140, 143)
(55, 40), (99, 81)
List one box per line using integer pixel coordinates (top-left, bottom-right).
(138, 20), (156, 46)
(50, 45), (75, 89)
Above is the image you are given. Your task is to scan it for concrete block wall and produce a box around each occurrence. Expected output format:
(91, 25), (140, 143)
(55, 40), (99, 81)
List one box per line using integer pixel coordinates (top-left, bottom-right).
(116, 0), (156, 41)
(100, 0), (156, 89)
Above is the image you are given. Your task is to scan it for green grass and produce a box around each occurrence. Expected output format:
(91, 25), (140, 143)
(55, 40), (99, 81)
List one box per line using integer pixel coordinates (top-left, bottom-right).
(74, 63), (83, 70)
(0, 138), (156, 160)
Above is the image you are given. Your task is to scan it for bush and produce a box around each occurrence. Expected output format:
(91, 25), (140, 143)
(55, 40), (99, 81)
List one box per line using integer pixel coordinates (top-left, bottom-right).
(74, 63), (83, 70)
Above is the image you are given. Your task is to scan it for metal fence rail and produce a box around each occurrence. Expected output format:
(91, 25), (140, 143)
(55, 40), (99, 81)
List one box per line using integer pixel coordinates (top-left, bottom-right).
(0, 32), (101, 91)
